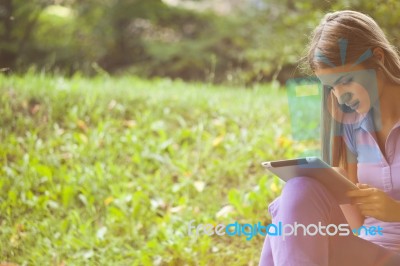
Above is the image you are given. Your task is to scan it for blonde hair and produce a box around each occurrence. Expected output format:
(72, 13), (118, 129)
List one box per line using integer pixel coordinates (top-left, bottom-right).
(304, 10), (400, 167)
(307, 10), (400, 84)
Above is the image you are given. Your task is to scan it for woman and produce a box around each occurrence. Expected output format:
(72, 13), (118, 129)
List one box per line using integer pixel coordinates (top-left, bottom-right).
(259, 10), (400, 266)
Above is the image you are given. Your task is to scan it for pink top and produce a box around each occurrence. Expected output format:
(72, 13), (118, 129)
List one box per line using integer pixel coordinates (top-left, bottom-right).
(343, 109), (400, 251)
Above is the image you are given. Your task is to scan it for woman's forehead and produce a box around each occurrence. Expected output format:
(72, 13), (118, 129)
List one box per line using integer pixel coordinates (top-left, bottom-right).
(314, 63), (366, 75)
(314, 65), (370, 85)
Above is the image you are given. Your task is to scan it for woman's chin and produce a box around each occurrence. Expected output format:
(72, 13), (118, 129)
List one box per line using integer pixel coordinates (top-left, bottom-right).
(355, 105), (370, 114)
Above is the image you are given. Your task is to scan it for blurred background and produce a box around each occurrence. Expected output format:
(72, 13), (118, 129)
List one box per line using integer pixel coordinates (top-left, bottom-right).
(1, 0), (399, 85)
(1, 1), (400, 265)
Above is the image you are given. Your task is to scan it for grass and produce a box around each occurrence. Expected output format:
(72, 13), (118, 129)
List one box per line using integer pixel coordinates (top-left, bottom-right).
(0, 73), (311, 265)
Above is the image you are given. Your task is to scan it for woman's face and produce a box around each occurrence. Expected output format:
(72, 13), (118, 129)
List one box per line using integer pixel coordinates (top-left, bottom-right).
(315, 64), (381, 114)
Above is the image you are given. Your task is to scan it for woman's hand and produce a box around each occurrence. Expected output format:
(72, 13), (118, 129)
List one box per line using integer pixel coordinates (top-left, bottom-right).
(346, 183), (400, 222)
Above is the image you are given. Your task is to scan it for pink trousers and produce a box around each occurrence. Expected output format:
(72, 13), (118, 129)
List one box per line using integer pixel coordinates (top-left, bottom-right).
(258, 176), (400, 266)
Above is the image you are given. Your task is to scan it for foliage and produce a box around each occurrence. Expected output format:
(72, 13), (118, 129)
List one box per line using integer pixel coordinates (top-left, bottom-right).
(2, 0), (400, 83)
(0, 73), (316, 264)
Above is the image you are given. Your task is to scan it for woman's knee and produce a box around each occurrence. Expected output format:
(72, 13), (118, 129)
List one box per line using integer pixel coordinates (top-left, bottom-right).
(280, 176), (332, 211)
(286, 176), (322, 188)
(267, 177), (317, 211)
(267, 176), (334, 220)
(284, 176), (327, 196)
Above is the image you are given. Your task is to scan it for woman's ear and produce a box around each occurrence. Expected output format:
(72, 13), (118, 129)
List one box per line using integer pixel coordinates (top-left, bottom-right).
(373, 47), (385, 65)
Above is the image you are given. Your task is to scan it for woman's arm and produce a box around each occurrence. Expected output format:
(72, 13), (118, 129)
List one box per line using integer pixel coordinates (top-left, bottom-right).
(333, 152), (365, 230)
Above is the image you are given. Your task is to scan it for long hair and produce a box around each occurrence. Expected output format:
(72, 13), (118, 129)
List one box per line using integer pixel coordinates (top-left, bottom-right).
(303, 10), (400, 167)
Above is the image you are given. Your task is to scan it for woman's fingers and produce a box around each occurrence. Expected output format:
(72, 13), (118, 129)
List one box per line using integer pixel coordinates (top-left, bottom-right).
(356, 183), (370, 188)
(346, 187), (376, 197)
(356, 202), (378, 210)
(355, 203), (379, 217)
(359, 209), (378, 217)
(351, 196), (377, 205)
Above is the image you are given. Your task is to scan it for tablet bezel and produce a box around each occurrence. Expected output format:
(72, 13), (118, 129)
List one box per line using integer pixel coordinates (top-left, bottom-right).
(261, 156), (358, 204)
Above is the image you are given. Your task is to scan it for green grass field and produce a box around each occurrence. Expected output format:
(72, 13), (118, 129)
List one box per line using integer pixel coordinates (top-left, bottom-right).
(0, 73), (311, 265)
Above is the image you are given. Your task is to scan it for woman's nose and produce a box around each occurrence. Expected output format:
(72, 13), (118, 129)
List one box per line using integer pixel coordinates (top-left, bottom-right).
(337, 91), (353, 104)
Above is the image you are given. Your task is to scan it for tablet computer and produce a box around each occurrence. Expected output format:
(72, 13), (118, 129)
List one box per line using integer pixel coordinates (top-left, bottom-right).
(261, 157), (358, 204)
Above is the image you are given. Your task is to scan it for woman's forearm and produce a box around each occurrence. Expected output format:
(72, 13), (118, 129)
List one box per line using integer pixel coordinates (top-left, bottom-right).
(339, 203), (365, 229)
